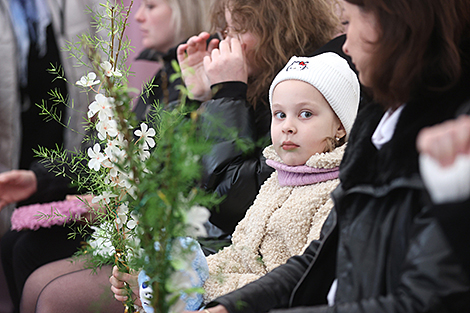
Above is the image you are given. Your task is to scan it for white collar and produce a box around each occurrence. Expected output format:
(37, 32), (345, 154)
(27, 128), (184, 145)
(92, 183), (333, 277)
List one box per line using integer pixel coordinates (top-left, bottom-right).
(371, 105), (405, 149)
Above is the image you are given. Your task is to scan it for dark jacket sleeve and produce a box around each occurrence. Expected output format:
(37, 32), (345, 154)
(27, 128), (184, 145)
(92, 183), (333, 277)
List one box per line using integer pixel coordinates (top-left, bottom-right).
(199, 82), (273, 234)
(270, 207), (470, 313)
(21, 158), (79, 206)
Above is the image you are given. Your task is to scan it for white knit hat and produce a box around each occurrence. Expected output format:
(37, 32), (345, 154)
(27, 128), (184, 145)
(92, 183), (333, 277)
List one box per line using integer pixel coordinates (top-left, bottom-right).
(269, 52), (360, 138)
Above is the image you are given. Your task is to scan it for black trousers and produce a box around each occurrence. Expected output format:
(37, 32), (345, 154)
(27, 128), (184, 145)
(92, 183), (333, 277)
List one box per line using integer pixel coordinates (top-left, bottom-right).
(0, 226), (86, 313)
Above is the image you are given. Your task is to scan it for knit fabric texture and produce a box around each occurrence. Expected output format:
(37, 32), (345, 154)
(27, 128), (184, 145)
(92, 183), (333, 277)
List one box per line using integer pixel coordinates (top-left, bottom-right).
(10, 199), (89, 231)
(269, 53), (360, 138)
(203, 145), (345, 302)
(265, 159), (339, 187)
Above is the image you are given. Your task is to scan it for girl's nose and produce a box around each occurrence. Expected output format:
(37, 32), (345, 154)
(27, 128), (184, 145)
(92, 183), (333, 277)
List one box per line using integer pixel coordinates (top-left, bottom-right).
(282, 119), (297, 134)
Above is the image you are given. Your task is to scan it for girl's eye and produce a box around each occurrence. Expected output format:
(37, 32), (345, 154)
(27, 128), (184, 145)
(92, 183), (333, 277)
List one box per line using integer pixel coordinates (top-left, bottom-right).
(341, 20), (349, 26)
(300, 111), (313, 118)
(274, 112), (286, 119)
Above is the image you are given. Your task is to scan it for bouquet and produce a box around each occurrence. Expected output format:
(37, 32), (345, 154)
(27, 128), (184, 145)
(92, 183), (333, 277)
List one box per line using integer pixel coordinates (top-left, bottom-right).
(35, 1), (219, 312)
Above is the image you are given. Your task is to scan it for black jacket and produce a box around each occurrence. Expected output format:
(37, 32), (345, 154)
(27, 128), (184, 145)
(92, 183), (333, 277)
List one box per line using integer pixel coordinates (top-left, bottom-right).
(211, 41), (470, 313)
(198, 82), (273, 234)
(133, 47), (182, 121)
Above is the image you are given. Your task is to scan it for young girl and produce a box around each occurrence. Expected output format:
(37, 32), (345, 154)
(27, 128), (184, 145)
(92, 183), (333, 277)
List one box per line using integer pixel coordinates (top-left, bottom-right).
(110, 52), (360, 307)
(202, 52), (359, 301)
(199, 0), (470, 312)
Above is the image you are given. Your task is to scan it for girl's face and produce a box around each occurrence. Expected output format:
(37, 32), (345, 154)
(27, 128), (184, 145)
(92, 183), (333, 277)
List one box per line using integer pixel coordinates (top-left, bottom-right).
(134, 0), (176, 53)
(223, 8), (260, 77)
(271, 80), (345, 166)
(341, 1), (379, 87)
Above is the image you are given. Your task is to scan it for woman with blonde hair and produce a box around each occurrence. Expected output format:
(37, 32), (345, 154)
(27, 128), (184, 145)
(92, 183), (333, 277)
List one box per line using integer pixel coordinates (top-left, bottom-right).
(14, 1), (214, 312)
(131, 0), (213, 119)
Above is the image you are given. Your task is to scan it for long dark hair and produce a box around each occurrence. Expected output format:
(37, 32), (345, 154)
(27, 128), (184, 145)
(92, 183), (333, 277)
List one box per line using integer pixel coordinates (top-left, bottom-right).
(345, 0), (470, 109)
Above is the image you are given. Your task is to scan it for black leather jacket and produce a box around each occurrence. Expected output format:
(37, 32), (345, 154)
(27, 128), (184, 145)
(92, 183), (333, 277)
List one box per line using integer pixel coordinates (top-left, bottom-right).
(199, 82), (273, 234)
(211, 41), (470, 313)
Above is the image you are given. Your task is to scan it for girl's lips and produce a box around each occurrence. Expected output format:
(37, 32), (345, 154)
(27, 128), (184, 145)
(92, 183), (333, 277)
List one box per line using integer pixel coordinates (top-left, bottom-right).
(281, 142), (299, 150)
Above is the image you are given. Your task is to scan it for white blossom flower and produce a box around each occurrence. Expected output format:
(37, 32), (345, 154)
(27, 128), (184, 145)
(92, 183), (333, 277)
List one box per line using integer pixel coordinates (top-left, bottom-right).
(101, 61), (123, 77)
(92, 190), (118, 205)
(87, 143), (108, 171)
(185, 206), (210, 237)
(134, 123), (156, 149)
(127, 212), (139, 229)
(96, 119), (119, 140)
(88, 94), (115, 120)
(104, 173), (118, 186)
(88, 222), (115, 258)
(117, 171), (134, 189)
(105, 140), (125, 162)
(75, 72), (100, 87)
(139, 148), (151, 161)
(116, 202), (129, 228)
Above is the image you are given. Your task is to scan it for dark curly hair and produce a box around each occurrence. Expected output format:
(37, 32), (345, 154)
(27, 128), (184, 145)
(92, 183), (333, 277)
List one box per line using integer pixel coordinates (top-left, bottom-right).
(211, 0), (340, 107)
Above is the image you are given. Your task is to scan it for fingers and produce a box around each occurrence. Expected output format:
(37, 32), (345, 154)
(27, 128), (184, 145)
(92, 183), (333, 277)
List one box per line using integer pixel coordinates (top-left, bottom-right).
(109, 266), (130, 301)
(207, 38), (220, 53)
(453, 115), (470, 154)
(229, 37), (244, 56)
(176, 43), (189, 63)
(203, 55), (212, 72)
(0, 170), (16, 184)
(417, 115), (470, 166)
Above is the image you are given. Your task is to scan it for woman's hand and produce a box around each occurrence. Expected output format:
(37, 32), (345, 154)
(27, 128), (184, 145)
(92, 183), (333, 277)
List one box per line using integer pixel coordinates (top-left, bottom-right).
(418, 115), (470, 204)
(0, 170), (37, 210)
(177, 32), (219, 101)
(417, 115), (470, 166)
(203, 37), (249, 85)
(109, 265), (141, 306)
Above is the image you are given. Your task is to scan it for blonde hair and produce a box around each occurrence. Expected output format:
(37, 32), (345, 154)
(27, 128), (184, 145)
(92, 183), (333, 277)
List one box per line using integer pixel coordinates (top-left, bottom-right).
(211, 0), (340, 107)
(167, 0), (214, 45)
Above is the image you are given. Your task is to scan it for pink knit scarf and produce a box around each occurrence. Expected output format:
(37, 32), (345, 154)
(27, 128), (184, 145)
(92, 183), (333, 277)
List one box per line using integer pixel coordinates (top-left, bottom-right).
(266, 159), (339, 187)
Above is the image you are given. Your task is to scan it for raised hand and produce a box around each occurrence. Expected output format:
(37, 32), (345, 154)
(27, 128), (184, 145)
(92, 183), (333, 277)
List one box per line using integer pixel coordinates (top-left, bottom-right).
(177, 32), (219, 101)
(203, 37), (249, 85)
(417, 115), (470, 166)
(0, 170), (37, 210)
(417, 115), (470, 203)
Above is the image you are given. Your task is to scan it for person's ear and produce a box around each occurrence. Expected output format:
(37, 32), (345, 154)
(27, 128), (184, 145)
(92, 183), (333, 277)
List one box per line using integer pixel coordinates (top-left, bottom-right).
(335, 123), (347, 140)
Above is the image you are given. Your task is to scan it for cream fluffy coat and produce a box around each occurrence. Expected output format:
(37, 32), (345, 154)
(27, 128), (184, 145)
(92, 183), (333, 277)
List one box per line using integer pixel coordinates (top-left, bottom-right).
(204, 145), (344, 302)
